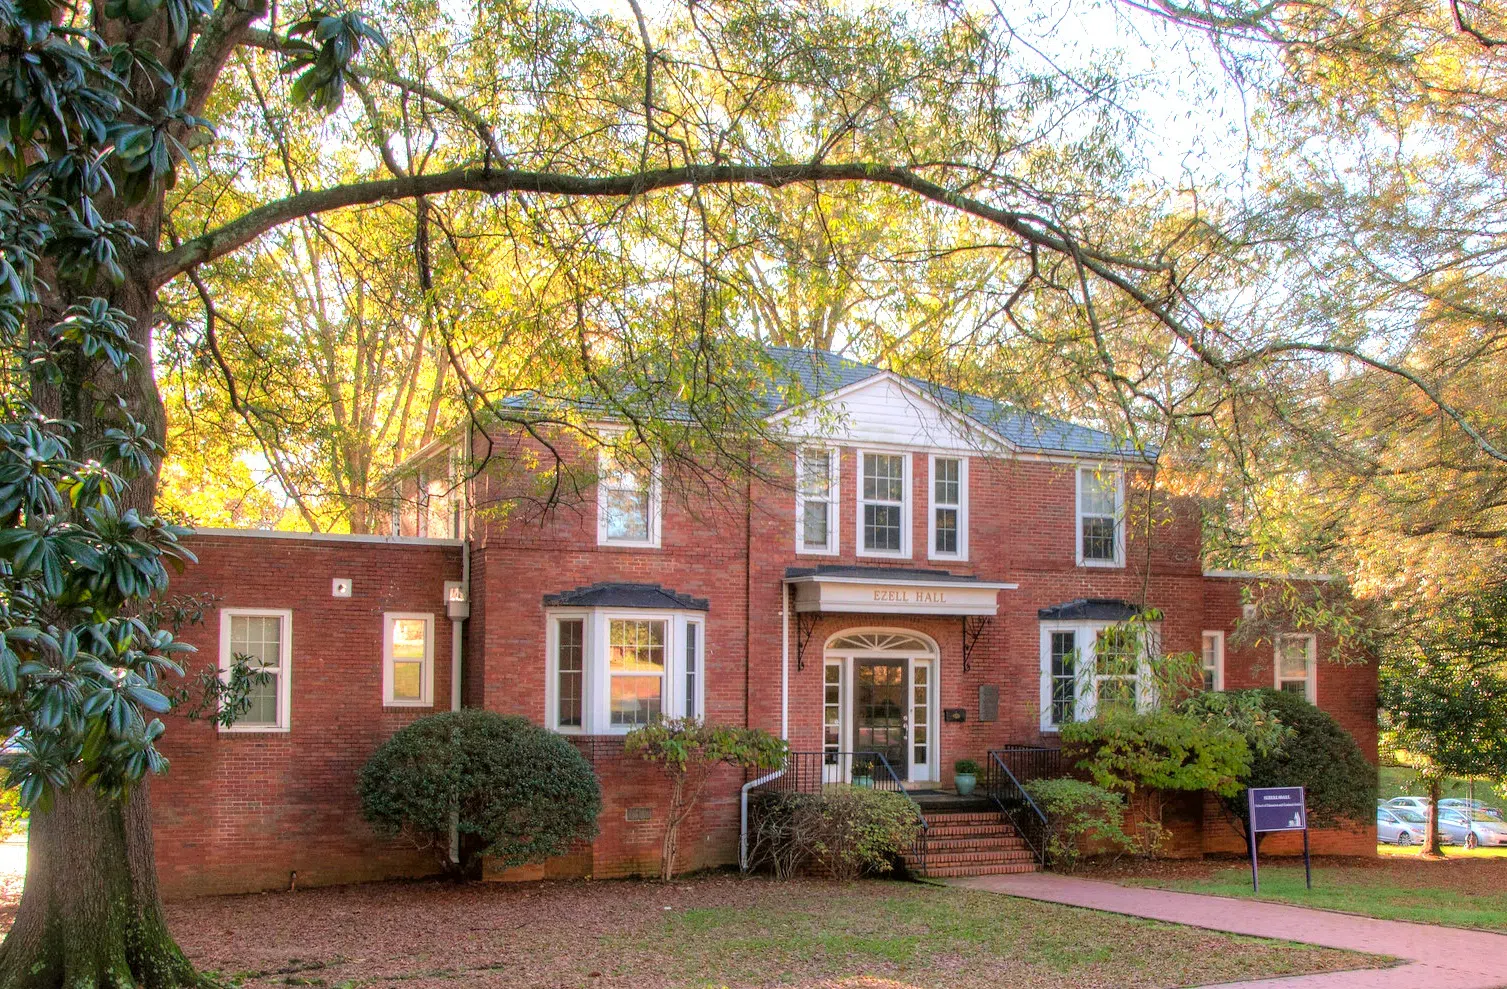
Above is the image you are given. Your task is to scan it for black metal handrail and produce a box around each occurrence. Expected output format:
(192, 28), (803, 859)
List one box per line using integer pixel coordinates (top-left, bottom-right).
(985, 750), (1051, 868)
(750, 750), (929, 876)
(991, 745), (1064, 784)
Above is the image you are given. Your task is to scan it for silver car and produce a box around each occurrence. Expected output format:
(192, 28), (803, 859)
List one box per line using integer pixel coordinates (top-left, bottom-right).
(1439, 799), (1505, 821)
(1438, 809), (1507, 849)
(1377, 806), (1430, 845)
(1386, 796), (1433, 817)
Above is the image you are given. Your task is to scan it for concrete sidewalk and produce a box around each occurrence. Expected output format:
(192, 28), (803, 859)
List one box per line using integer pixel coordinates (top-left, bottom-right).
(952, 872), (1507, 988)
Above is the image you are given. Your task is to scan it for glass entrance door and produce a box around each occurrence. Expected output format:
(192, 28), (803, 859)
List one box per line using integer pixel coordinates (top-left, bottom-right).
(854, 661), (908, 780)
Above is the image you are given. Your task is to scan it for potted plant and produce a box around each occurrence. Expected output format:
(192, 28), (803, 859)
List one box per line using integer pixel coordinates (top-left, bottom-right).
(954, 759), (982, 796)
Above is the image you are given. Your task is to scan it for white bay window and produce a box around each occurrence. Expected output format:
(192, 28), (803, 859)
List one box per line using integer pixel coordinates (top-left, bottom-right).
(1039, 620), (1157, 730)
(547, 610), (705, 733)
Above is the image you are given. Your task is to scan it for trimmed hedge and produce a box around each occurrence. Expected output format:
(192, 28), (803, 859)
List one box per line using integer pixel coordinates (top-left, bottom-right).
(749, 785), (922, 880)
(359, 710), (601, 873)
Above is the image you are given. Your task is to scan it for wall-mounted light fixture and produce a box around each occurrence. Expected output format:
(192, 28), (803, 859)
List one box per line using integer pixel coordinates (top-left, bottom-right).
(332, 577), (352, 598)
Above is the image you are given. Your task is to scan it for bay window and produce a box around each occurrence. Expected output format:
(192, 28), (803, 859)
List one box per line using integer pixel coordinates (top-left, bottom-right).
(858, 451), (909, 556)
(1077, 467), (1123, 566)
(795, 447), (839, 554)
(1040, 619), (1157, 730)
(547, 610), (705, 733)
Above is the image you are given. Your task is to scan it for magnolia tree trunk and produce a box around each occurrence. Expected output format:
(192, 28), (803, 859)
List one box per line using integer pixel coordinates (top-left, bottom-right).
(0, 784), (196, 988)
(2, 259), (198, 985)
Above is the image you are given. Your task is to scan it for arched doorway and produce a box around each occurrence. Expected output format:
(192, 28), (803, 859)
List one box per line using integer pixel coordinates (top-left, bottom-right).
(822, 629), (940, 783)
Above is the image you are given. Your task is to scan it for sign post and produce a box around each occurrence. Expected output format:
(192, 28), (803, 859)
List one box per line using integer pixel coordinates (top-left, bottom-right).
(1246, 786), (1310, 893)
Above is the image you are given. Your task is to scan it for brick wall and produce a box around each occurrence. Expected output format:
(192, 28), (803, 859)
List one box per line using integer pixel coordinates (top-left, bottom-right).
(153, 532), (463, 898)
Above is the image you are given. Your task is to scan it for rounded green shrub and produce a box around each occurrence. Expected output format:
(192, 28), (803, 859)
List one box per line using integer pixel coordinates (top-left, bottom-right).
(1226, 688), (1376, 835)
(1023, 777), (1134, 871)
(359, 710), (601, 872)
(749, 785), (923, 880)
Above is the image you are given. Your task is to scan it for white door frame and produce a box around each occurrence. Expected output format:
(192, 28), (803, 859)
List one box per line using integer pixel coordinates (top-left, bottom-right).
(822, 628), (941, 783)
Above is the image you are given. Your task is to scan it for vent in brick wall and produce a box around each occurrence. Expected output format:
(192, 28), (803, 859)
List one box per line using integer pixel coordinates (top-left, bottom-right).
(625, 807), (653, 822)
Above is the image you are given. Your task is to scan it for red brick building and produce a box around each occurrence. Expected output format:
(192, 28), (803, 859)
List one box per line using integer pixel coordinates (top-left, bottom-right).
(153, 348), (1378, 897)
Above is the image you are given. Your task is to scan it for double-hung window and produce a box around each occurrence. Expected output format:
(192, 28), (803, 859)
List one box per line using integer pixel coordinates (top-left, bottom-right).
(795, 447), (839, 554)
(859, 452), (909, 556)
(598, 445), (660, 547)
(547, 611), (704, 733)
(383, 613), (434, 706)
(1275, 633), (1316, 702)
(1040, 620), (1156, 730)
(1201, 631), (1225, 691)
(1077, 467), (1123, 566)
(928, 455), (966, 560)
(219, 609), (292, 732)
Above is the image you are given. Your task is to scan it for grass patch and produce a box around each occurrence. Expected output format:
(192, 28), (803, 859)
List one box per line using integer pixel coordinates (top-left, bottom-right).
(165, 876), (1386, 989)
(1123, 858), (1507, 933)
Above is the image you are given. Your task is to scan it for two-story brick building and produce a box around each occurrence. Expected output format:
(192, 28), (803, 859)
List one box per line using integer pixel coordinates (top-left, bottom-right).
(152, 347), (1378, 897)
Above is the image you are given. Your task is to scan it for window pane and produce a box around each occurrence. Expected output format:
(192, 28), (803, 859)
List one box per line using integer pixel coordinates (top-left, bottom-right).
(685, 623), (699, 720)
(1080, 471), (1118, 516)
(557, 619), (583, 727)
(230, 614), (281, 670)
(934, 458), (959, 505)
(1082, 516), (1117, 561)
(935, 507), (957, 554)
(862, 454), (904, 502)
(1097, 678), (1137, 717)
(610, 677), (662, 726)
(604, 487), (649, 541)
(1279, 638), (1310, 678)
(391, 619), (427, 661)
(610, 620), (666, 672)
(392, 660), (423, 700)
(1280, 680), (1307, 695)
(1050, 631), (1077, 724)
(802, 501), (829, 547)
(799, 450), (832, 497)
(242, 672), (278, 726)
(864, 504), (902, 551)
(1095, 628), (1138, 676)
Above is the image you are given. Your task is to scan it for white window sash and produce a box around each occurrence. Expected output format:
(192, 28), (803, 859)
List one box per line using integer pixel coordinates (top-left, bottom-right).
(596, 445), (661, 548)
(795, 447), (840, 555)
(927, 455), (968, 561)
(1075, 467), (1125, 568)
(1202, 630), (1225, 691)
(546, 612), (590, 733)
(218, 608), (293, 733)
(382, 612), (435, 707)
(1039, 620), (1157, 730)
(1274, 633), (1317, 703)
(856, 449), (911, 558)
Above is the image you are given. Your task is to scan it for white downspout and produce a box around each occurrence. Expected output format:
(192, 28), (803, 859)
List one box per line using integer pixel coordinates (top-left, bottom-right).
(743, 583), (793, 872)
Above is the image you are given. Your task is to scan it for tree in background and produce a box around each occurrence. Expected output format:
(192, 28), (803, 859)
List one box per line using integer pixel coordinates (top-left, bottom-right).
(1381, 580), (1507, 856)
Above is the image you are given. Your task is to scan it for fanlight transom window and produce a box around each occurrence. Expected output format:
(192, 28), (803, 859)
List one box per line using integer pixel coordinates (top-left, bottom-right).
(826, 631), (936, 655)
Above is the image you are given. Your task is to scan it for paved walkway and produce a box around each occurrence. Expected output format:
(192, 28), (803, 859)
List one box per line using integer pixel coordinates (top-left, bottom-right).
(952, 872), (1507, 988)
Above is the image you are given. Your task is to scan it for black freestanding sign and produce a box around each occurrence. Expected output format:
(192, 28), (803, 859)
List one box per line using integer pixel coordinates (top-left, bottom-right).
(1246, 786), (1310, 892)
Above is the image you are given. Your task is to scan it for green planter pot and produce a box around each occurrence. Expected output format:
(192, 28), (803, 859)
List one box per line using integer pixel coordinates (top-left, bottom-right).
(954, 773), (977, 796)
(853, 775), (875, 789)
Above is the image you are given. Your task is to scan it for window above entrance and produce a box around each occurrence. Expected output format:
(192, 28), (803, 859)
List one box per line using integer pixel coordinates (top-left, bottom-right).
(826, 631), (936, 655)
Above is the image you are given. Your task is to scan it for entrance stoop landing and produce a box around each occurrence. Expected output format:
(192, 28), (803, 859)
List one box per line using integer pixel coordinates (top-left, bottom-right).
(903, 807), (1040, 878)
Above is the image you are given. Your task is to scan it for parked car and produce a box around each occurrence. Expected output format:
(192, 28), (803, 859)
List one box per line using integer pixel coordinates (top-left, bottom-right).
(1377, 806), (1430, 846)
(1439, 809), (1507, 849)
(1386, 796), (1433, 816)
(1439, 799), (1505, 821)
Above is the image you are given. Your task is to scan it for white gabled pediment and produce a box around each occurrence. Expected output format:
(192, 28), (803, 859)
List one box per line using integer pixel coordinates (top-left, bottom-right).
(770, 372), (1010, 453)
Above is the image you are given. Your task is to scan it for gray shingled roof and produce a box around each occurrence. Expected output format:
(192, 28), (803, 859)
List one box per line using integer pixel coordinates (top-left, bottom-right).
(493, 345), (1151, 460)
(1037, 598), (1150, 621)
(543, 582), (710, 611)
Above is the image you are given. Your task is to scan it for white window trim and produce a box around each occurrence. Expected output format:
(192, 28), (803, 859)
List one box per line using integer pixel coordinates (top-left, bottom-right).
(595, 445), (662, 549)
(1075, 466), (1125, 568)
(795, 446), (840, 556)
(382, 612), (436, 707)
(218, 607), (293, 733)
(856, 449), (911, 559)
(1202, 630), (1225, 691)
(1275, 633), (1318, 703)
(1039, 620), (1158, 732)
(545, 608), (704, 734)
(927, 454), (968, 561)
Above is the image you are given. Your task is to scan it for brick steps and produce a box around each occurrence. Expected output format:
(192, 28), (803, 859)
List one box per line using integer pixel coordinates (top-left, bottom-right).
(903, 809), (1041, 879)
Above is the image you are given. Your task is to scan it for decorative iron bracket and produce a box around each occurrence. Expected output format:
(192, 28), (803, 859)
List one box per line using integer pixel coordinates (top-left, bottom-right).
(961, 615), (991, 673)
(795, 610), (819, 671)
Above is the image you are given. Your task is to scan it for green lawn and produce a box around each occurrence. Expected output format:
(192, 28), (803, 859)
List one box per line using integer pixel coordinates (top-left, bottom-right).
(1378, 766), (1507, 808)
(1120, 857), (1507, 933)
(168, 876), (1385, 989)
